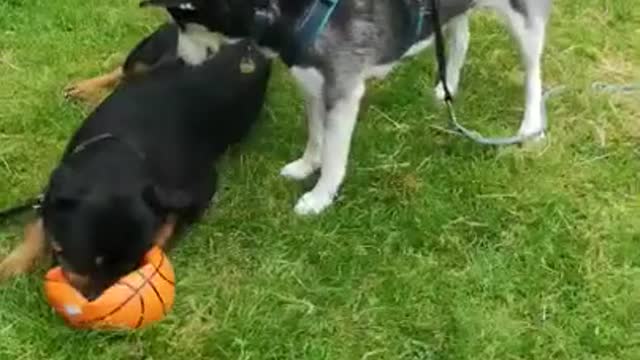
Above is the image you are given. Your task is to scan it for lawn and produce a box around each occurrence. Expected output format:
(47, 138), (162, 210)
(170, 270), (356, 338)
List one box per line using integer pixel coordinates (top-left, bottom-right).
(0, 0), (639, 359)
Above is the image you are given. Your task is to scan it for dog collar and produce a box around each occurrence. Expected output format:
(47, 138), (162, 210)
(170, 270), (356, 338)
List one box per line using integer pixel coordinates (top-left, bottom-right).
(70, 133), (146, 160)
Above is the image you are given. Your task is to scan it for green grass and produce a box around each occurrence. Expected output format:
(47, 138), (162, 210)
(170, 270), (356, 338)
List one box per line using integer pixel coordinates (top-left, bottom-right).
(1, 0), (639, 358)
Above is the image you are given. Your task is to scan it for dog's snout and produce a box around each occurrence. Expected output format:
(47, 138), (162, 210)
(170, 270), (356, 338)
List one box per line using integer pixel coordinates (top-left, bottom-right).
(62, 270), (94, 297)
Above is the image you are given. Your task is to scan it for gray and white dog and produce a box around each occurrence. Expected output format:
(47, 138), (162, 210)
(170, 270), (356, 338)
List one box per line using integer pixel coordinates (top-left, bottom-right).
(142, 0), (553, 215)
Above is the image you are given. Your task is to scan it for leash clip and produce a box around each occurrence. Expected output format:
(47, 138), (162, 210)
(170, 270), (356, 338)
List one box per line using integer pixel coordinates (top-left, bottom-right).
(32, 194), (45, 211)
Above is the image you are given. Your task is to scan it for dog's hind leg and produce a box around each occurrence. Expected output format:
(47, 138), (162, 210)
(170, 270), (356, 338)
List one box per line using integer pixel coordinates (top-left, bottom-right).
(434, 14), (470, 100)
(64, 67), (124, 105)
(0, 218), (47, 281)
(488, 1), (549, 138)
(294, 77), (366, 215)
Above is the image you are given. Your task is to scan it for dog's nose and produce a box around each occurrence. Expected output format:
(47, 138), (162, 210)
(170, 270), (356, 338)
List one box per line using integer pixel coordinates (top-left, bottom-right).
(83, 288), (102, 301)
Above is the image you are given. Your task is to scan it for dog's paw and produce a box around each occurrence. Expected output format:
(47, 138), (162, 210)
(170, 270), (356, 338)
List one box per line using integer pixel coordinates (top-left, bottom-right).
(518, 119), (546, 142)
(518, 129), (546, 142)
(294, 191), (333, 216)
(64, 80), (103, 104)
(0, 253), (29, 282)
(280, 159), (318, 181)
(434, 81), (458, 101)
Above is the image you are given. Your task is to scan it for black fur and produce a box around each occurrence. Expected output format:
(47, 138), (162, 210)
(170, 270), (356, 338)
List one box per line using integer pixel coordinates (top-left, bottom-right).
(122, 22), (179, 76)
(43, 28), (271, 297)
(509, 0), (528, 16)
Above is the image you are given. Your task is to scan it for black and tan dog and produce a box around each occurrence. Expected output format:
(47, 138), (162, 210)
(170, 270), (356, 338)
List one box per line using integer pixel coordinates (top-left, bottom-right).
(0, 23), (271, 298)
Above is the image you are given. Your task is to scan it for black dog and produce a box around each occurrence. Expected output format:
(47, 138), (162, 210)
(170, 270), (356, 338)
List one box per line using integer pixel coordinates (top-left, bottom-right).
(0, 25), (271, 298)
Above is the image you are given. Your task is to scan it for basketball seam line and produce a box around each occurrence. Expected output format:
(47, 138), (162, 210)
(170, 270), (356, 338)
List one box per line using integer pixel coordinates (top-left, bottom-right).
(148, 280), (168, 315)
(79, 255), (165, 325)
(135, 295), (145, 329)
(154, 252), (175, 285)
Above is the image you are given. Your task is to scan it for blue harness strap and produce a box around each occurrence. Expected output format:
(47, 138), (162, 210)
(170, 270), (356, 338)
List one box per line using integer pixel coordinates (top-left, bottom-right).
(294, 0), (339, 54)
(414, 1), (426, 41)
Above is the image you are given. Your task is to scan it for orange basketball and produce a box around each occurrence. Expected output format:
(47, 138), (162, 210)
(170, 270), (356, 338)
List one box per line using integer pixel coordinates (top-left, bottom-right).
(43, 246), (175, 330)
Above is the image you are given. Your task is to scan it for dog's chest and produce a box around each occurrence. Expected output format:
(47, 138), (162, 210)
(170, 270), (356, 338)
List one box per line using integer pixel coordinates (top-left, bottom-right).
(291, 66), (325, 98)
(290, 36), (433, 93)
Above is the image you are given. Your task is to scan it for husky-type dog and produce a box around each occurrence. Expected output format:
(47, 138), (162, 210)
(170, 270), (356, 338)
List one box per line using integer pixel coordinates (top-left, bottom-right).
(142, 0), (552, 215)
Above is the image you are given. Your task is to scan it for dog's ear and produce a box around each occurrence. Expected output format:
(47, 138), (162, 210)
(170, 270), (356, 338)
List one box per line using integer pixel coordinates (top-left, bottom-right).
(140, 0), (197, 9)
(142, 185), (192, 214)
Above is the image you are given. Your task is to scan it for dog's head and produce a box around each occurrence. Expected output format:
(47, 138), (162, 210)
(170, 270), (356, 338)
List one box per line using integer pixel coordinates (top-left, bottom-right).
(140, 0), (280, 41)
(41, 164), (187, 298)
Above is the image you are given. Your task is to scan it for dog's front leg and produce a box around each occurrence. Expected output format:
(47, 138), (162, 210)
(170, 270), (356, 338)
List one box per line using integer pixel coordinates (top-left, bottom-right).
(280, 95), (325, 180)
(294, 79), (366, 215)
(0, 218), (47, 281)
(153, 214), (177, 249)
(281, 67), (326, 180)
(64, 67), (124, 105)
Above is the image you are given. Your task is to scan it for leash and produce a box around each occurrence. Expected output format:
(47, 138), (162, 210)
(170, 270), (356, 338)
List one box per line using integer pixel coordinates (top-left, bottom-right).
(428, 0), (639, 145)
(0, 195), (43, 220)
(428, 0), (546, 145)
(294, 0), (339, 48)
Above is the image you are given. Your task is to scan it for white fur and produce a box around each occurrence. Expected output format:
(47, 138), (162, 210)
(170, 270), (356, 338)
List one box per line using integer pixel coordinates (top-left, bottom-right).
(178, 24), (222, 65)
(365, 64), (395, 80)
(177, 24), (248, 65)
(294, 79), (366, 215)
(434, 15), (470, 100)
(281, 67), (325, 180)
(404, 37), (434, 58)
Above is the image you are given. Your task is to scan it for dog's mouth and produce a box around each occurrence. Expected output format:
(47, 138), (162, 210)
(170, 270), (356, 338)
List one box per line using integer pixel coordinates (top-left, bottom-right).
(62, 270), (117, 300)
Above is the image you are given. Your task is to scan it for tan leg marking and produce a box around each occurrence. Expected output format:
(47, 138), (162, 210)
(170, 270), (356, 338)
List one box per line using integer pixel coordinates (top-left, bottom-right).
(0, 218), (46, 281)
(64, 66), (124, 105)
(154, 214), (177, 249)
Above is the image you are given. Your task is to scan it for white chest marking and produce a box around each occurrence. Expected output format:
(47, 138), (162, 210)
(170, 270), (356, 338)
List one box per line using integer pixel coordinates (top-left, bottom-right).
(291, 66), (325, 99)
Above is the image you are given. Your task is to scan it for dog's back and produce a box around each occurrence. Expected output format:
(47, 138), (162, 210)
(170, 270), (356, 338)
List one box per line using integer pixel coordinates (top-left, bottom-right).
(66, 41), (271, 209)
(36, 42), (270, 296)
